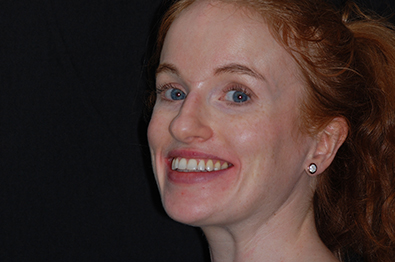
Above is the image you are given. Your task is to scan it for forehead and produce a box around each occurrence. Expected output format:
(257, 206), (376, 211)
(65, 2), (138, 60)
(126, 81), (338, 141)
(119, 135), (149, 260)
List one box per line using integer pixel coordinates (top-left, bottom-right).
(171, 1), (260, 32)
(161, 2), (268, 61)
(160, 1), (300, 86)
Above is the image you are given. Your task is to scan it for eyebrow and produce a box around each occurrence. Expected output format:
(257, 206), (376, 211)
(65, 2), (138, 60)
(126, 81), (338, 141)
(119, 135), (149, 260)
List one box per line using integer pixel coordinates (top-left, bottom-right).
(156, 63), (179, 76)
(214, 63), (265, 81)
(156, 62), (265, 81)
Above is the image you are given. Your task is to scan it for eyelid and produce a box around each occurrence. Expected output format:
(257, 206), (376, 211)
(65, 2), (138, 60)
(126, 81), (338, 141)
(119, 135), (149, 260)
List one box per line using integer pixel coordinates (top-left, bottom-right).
(224, 84), (253, 96)
(156, 83), (186, 102)
(223, 84), (254, 105)
(156, 83), (177, 94)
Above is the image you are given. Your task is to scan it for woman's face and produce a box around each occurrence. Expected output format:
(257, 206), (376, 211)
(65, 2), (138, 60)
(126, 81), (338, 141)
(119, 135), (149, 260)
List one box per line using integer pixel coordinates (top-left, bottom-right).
(148, 2), (316, 227)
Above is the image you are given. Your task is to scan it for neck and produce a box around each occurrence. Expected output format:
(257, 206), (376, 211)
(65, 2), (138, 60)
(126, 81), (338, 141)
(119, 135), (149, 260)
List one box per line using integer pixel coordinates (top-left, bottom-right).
(202, 207), (338, 262)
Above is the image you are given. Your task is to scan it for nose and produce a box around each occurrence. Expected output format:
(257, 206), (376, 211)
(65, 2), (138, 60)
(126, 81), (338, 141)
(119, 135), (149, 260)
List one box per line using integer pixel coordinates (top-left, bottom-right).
(169, 94), (213, 144)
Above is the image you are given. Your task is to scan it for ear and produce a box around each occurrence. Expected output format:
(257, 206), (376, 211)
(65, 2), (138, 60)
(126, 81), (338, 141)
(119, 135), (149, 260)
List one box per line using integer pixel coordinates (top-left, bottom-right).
(306, 117), (348, 176)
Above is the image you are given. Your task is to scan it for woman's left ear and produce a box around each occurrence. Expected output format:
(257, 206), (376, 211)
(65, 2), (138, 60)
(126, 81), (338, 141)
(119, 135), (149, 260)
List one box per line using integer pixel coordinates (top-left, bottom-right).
(306, 117), (348, 176)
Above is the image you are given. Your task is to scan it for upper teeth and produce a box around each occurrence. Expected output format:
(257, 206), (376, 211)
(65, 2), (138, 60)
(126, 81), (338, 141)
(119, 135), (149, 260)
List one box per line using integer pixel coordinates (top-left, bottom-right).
(172, 157), (229, 172)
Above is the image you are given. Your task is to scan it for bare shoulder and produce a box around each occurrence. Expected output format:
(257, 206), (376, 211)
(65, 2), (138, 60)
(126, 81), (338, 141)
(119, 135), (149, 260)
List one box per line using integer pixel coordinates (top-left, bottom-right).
(296, 252), (338, 262)
(307, 253), (339, 262)
(295, 237), (340, 262)
(302, 244), (339, 262)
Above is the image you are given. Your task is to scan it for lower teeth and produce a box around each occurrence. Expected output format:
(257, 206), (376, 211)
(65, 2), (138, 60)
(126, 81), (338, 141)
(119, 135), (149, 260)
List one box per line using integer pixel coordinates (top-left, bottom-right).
(176, 169), (206, 172)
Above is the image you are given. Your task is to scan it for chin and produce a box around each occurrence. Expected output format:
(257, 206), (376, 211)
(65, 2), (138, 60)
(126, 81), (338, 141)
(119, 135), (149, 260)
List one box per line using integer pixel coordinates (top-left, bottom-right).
(160, 189), (214, 226)
(159, 171), (238, 226)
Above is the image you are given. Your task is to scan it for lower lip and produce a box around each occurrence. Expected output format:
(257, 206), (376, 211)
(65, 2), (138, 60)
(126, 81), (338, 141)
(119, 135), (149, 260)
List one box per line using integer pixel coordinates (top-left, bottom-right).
(167, 167), (231, 184)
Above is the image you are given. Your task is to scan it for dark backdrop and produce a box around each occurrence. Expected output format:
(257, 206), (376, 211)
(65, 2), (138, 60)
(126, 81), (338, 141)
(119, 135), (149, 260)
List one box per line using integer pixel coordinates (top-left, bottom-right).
(1, 0), (393, 261)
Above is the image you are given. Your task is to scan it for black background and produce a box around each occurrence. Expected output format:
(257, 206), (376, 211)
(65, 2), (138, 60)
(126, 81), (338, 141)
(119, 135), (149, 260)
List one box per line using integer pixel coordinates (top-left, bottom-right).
(1, 0), (394, 261)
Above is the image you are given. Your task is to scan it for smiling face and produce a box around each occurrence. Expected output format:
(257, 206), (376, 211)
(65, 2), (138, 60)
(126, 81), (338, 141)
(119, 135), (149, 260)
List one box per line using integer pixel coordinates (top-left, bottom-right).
(148, 1), (317, 227)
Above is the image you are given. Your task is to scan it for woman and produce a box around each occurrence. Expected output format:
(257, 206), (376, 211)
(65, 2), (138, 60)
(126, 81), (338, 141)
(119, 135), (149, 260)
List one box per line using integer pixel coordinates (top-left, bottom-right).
(147, 0), (395, 261)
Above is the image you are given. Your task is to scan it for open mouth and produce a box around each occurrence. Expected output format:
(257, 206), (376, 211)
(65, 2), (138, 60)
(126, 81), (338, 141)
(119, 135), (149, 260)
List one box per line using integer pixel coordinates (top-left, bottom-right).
(171, 157), (232, 172)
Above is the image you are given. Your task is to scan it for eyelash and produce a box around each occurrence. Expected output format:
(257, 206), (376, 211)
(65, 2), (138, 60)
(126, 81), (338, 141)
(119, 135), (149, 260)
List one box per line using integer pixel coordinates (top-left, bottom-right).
(156, 83), (177, 94)
(156, 83), (253, 105)
(223, 84), (253, 105)
(156, 83), (186, 103)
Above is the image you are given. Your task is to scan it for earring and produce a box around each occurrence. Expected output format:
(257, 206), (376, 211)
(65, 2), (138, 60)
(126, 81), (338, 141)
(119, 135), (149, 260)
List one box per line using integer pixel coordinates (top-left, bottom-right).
(308, 163), (317, 174)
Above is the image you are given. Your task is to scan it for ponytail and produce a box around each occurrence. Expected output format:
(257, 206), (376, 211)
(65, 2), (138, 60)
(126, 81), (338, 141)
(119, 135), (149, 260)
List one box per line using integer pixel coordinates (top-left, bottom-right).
(313, 4), (395, 261)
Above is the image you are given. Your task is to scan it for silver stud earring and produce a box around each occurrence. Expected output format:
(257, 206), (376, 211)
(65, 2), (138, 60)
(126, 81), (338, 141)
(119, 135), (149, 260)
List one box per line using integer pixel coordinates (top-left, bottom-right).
(308, 163), (317, 174)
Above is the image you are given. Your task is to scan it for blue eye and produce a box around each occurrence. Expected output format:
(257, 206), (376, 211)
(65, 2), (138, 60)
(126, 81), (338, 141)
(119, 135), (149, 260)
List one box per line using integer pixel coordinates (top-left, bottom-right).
(165, 88), (186, 100)
(225, 90), (250, 103)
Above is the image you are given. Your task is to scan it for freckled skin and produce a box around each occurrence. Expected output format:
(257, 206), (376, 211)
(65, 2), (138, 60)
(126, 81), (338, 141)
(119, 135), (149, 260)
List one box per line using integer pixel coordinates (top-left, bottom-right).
(149, 3), (343, 260)
(148, 1), (315, 228)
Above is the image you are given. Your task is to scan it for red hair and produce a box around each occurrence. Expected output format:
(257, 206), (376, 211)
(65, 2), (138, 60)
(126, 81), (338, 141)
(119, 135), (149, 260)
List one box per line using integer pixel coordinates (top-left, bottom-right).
(149, 0), (395, 261)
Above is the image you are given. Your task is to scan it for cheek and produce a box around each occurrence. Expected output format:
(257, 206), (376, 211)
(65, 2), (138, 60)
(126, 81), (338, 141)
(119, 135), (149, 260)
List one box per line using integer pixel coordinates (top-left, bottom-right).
(147, 118), (158, 172)
(148, 112), (171, 188)
(147, 117), (158, 147)
(225, 115), (272, 155)
(147, 110), (170, 149)
(147, 112), (168, 177)
(224, 111), (297, 170)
